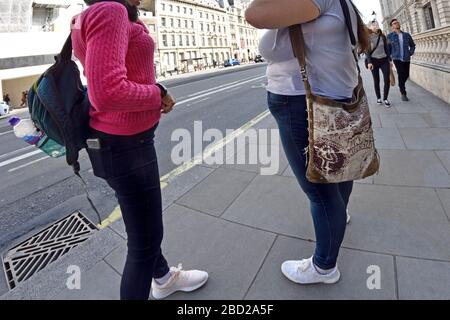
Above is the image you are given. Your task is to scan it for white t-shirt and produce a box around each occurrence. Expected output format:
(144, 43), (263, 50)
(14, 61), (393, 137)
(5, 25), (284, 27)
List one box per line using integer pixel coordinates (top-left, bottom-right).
(259, 0), (359, 100)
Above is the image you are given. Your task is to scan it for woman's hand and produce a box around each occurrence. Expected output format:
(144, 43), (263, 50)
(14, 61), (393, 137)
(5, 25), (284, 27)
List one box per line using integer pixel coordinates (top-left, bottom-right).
(161, 93), (176, 114)
(245, 0), (320, 29)
(368, 63), (374, 71)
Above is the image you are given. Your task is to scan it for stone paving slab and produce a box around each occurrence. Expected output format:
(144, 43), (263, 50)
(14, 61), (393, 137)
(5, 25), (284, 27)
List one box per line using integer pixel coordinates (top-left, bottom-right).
(397, 257), (450, 300)
(344, 183), (450, 261)
(373, 149), (450, 188)
(399, 128), (450, 150)
(422, 112), (450, 128)
(378, 113), (429, 128)
(223, 142), (289, 176)
(436, 189), (450, 221)
(373, 128), (406, 149)
(53, 261), (121, 300)
(162, 165), (215, 210)
(436, 151), (450, 174)
(222, 175), (315, 240)
(245, 236), (397, 300)
(160, 204), (276, 300)
(176, 167), (256, 217)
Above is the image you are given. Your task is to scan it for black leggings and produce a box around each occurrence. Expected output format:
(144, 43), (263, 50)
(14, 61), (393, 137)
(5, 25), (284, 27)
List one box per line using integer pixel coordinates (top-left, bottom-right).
(370, 57), (390, 101)
(87, 124), (169, 300)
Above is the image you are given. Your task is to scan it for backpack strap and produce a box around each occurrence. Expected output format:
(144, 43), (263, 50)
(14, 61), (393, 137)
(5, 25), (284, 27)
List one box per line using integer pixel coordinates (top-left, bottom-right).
(59, 33), (73, 62)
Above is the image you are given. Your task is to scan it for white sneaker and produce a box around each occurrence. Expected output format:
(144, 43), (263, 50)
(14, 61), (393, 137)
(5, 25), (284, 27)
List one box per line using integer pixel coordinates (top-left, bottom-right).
(376, 99), (383, 105)
(281, 257), (340, 284)
(346, 209), (351, 224)
(150, 264), (208, 300)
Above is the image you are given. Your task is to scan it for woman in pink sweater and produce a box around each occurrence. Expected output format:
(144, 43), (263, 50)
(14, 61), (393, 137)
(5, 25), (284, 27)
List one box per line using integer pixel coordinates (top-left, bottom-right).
(72, 0), (208, 300)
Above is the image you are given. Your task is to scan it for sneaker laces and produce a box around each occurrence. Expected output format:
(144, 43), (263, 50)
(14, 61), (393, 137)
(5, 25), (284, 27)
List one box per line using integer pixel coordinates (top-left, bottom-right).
(170, 263), (188, 281)
(170, 263), (183, 273)
(297, 259), (311, 273)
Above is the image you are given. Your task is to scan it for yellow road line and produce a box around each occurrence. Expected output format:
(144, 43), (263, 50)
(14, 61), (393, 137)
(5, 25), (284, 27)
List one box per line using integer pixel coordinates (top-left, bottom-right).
(97, 109), (270, 229)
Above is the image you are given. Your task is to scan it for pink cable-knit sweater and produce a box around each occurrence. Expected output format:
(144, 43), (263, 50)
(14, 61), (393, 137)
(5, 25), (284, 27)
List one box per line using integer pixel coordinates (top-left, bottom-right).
(71, 2), (161, 136)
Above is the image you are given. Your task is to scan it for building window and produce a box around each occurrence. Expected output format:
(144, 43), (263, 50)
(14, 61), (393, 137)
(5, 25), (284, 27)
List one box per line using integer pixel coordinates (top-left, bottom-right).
(185, 20), (188, 28)
(200, 23), (204, 31)
(202, 37), (206, 46)
(192, 36), (196, 46)
(179, 35), (183, 46)
(162, 34), (168, 46)
(169, 5), (173, 12)
(161, 17), (166, 27)
(191, 21), (194, 28)
(177, 19), (181, 28)
(170, 18), (174, 27)
(184, 7), (187, 14)
(177, 6), (180, 13)
(186, 35), (190, 46)
(171, 35), (175, 46)
(190, 8), (193, 15)
(424, 3), (436, 30)
(161, 3), (165, 11)
(200, 12), (203, 18)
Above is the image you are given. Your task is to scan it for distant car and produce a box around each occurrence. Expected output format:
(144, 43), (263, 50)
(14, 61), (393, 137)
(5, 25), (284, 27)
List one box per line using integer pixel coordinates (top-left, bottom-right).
(224, 59), (241, 67)
(0, 101), (9, 116)
(254, 55), (264, 63)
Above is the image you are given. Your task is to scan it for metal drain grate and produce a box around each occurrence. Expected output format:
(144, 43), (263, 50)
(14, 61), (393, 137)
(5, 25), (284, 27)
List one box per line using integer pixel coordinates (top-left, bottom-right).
(2, 211), (98, 290)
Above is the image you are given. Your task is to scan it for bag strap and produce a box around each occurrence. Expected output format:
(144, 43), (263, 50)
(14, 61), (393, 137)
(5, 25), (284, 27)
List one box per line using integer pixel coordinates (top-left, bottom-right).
(288, 25), (312, 95)
(369, 33), (381, 56)
(340, 0), (356, 46)
(339, 0), (360, 72)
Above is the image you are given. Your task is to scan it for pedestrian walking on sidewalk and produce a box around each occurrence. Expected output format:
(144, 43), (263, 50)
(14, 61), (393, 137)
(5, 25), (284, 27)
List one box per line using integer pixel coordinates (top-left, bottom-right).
(20, 91), (28, 107)
(247, 0), (369, 285)
(3, 94), (11, 106)
(72, 0), (208, 300)
(387, 19), (416, 101)
(366, 20), (392, 108)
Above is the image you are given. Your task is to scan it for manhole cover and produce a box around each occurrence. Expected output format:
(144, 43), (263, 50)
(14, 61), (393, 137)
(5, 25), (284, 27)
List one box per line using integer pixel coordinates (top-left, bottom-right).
(2, 211), (98, 290)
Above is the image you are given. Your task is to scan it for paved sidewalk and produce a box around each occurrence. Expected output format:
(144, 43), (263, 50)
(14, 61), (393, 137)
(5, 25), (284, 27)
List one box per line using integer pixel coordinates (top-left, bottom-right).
(1, 65), (450, 300)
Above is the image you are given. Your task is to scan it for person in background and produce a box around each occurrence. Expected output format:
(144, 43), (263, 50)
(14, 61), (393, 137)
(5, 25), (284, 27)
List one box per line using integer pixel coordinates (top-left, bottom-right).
(20, 91), (28, 107)
(367, 20), (392, 108)
(387, 19), (416, 101)
(3, 94), (11, 106)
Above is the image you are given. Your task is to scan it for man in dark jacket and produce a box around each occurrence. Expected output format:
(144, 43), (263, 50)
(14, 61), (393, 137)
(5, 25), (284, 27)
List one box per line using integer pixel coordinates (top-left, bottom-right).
(387, 19), (416, 101)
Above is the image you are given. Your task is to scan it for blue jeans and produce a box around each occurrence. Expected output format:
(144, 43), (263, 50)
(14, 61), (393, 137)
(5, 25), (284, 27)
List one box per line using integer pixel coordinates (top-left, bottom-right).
(267, 92), (353, 270)
(87, 124), (169, 300)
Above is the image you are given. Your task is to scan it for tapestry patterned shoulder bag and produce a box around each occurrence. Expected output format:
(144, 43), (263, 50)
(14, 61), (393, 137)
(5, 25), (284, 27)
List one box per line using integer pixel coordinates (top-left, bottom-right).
(288, 0), (380, 184)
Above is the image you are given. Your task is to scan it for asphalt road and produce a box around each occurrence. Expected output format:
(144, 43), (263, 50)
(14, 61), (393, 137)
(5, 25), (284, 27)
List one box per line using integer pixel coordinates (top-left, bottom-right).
(0, 64), (268, 255)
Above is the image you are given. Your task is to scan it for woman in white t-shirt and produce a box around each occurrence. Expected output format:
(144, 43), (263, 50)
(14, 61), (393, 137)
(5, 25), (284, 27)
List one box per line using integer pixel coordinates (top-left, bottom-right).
(246, 0), (369, 285)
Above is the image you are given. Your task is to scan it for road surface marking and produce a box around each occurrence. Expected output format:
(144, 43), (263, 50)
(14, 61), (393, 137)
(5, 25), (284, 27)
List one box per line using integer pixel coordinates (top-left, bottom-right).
(8, 156), (49, 172)
(0, 145), (34, 160)
(176, 76), (266, 107)
(0, 130), (13, 136)
(0, 150), (42, 168)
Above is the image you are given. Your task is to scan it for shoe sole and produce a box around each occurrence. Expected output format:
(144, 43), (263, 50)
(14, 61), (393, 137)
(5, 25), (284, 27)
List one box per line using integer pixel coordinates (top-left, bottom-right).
(151, 276), (208, 300)
(281, 268), (341, 285)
